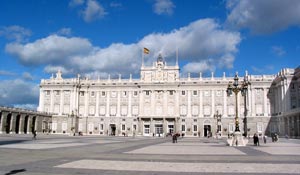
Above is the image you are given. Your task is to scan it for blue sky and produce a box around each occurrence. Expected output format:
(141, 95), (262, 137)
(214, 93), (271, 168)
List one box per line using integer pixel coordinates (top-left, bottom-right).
(0, 0), (299, 109)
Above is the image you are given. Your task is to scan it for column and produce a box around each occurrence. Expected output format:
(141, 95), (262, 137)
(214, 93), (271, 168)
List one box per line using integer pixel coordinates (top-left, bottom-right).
(175, 90), (180, 117)
(84, 89), (89, 117)
(211, 90), (215, 116)
(95, 91), (99, 117)
(60, 90), (64, 115)
(38, 89), (44, 112)
(187, 90), (191, 117)
(247, 87), (252, 116)
(128, 91), (132, 117)
(50, 90), (54, 113)
(117, 91), (121, 117)
(163, 90), (168, 116)
(139, 91), (144, 116)
(263, 88), (268, 116)
(151, 91), (155, 116)
(10, 113), (17, 134)
(251, 87), (256, 117)
(223, 90), (227, 117)
(199, 90), (203, 117)
(106, 91), (110, 117)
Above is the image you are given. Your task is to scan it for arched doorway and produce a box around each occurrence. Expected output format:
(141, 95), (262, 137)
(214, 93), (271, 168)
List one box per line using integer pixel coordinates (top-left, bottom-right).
(24, 115), (29, 134)
(31, 116), (36, 133)
(15, 115), (21, 134)
(203, 119), (211, 137)
(6, 113), (12, 134)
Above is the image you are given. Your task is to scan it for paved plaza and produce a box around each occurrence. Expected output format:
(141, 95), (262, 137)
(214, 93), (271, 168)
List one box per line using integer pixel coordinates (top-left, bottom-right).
(0, 134), (299, 175)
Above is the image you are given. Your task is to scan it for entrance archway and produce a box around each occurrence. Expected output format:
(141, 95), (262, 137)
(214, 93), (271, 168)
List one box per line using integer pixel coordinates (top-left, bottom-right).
(6, 113), (12, 134)
(15, 115), (21, 134)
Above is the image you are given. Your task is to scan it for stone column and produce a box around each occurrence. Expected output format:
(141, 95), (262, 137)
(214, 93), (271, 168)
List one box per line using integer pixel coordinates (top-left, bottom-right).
(95, 91), (99, 117)
(263, 88), (268, 116)
(38, 89), (44, 112)
(10, 113), (17, 134)
(163, 91), (168, 116)
(19, 114), (26, 134)
(106, 91), (110, 117)
(211, 90), (215, 116)
(187, 90), (191, 117)
(50, 90), (54, 113)
(128, 91), (132, 117)
(84, 88), (89, 117)
(117, 91), (121, 117)
(199, 90), (203, 117)
(251, 87), (256, 117)
(223, 90), (227, 117)
(59, 90), (64, 115)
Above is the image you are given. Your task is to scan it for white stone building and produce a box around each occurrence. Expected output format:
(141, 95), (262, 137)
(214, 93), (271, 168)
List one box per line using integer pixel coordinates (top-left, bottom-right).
(38, 55), (300, 138)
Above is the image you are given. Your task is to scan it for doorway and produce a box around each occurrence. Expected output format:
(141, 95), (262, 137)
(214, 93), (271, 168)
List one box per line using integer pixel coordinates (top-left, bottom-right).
(168, 124), (174, 134)
(6, 114), (12, 134)
(204, 125), (211, 137)
(15, 115), (21, 134)
(155, 124), (163, 136)
(110, 124), (116, 136)
(24, 116), (29, 134)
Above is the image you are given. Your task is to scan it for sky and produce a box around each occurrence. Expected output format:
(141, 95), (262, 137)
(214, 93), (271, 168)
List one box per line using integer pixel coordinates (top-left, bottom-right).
(0, 0), (299, 110)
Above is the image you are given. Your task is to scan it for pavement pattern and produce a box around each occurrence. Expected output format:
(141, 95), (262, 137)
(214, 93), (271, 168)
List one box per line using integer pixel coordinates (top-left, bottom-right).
(0, 134), (299, 175)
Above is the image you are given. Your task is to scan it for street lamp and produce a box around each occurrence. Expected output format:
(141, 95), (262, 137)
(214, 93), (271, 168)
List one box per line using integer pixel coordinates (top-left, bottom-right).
(214, 110), (222, 134)
(226, 73), (248, 132)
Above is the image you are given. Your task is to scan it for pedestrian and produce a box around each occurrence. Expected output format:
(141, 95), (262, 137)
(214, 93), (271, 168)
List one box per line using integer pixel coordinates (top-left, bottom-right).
(263, 135), (267, 144)
(253, 133), (259, 146)
(32, 130), (37, 140)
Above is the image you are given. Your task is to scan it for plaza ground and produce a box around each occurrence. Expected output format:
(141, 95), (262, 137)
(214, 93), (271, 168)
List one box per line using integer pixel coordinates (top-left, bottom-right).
(0, 134), (299, 175)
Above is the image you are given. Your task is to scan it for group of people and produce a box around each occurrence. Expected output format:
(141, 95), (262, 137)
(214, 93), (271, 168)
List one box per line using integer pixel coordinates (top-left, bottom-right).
(253, 133), (268, 146)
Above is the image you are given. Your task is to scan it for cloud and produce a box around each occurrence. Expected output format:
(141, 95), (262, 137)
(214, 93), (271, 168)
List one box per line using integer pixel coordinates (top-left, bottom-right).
(81, 0), (107, 22)
(153, 0), (175, 16)
(0, 79), (39, 109)
(5, 34), (93, 66)
(0, 70), (16, 76)
(251, 65), (274, 73)
(69, 0), (85, 7)
(0, 25), (31, 42)
(22, 72), (34, 81)
(110, 2), (122, 8)
(56, 28), (72, 36)
(271, 46), (286, 56)
(226, 0), (300, 34)
(6, 18), (240, 77)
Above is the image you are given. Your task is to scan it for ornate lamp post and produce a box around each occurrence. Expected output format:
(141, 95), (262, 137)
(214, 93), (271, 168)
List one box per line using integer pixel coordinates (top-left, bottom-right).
(226, 72), (249, 146)
(214, 110), (222, 133)
(226, 73), (248, 132)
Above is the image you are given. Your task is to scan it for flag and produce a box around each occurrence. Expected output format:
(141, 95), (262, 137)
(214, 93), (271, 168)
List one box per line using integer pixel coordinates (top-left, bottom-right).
(143, 47), (150, 54)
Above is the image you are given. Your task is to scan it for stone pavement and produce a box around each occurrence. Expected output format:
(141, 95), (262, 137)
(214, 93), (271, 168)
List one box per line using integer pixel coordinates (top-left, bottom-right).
(0, 134), (299, 175)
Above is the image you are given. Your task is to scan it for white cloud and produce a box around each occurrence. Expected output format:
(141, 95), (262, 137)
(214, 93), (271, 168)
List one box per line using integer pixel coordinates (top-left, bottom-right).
(0, 79), (39, 109)
(0, 25), (31, 42)
(69, 0), (85, 7)
(153, 0), (175, 16)
(5, 35), (93, 66)
(82, 0), (107, 22)
(6, 18), (240, 77)
(226, 0), (300, 34)
(271, 46), (286, 56)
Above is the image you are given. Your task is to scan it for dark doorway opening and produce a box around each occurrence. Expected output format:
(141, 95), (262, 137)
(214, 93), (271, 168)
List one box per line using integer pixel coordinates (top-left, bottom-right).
(110, 124), (116, 136)
(24, 116), (29, 134)
(15, 115), (21, 134)
(31, 117), (36, 133)
(204, 125), (211, 137)
(6, 114), (12, 134)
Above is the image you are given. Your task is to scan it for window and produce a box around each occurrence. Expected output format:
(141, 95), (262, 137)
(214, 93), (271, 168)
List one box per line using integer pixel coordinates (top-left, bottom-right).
(169, 91), (173, 95)
(111, 91), (117, 97)
(100, 124), (104, 131)
(122, 124), (125, 131)
(91, 91), (95, 97)
(193, 90), (197, 96)
(146, 91), (150, 96)
(123, 91), (127, 97)
(181, 91), (186, 95)
(133, 91), (138, 96)
(55, 90), (60, 96)
(181, 125), (186, 132)
(45, 90), (50, 96)
(133, 125), (137, 131)
(80, 91), (84, 96)
(101, 91), (106, 97)
(193, 125), (198, 132)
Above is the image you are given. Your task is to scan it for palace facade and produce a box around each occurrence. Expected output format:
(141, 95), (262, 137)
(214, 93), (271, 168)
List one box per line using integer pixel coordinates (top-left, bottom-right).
(38, 55), (300, 138)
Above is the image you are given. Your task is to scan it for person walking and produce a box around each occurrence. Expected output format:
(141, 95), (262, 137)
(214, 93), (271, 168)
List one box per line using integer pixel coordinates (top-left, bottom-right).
(32, 130), (37, 140)
(263, 135), (267, 144)
(253, 133), (259, 146)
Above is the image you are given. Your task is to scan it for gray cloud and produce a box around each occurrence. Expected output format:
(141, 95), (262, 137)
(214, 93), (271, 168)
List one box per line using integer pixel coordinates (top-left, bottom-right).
(0, 25), (31, 42)
(0, 79), (39, 109)
(271, 46), (286, 56)
(226, 0), (300, 34)
(153, 0), (175, 16)
(81, 0), (107, 22)
(5, 18), (241, 77)
(0, 70), (16, 76)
